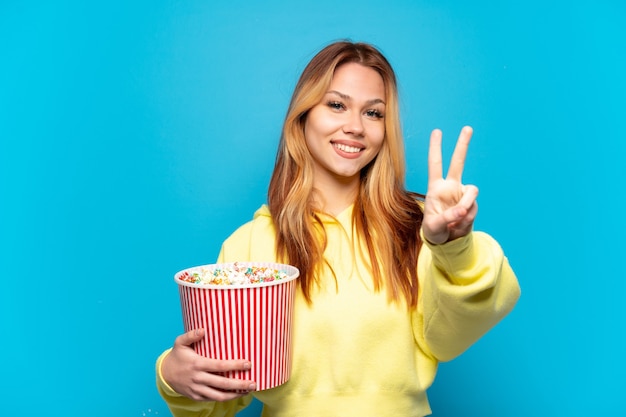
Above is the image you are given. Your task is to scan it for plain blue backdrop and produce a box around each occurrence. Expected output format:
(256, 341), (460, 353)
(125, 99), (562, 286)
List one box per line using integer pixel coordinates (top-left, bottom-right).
(1, 1), (624, 416)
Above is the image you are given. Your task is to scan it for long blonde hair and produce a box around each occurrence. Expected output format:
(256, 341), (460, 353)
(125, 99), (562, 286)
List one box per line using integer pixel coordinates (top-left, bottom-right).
(268, 41), (424, 307)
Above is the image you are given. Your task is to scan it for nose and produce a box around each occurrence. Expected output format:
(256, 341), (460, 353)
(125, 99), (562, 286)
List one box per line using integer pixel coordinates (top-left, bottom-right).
(342, 111), (364, 136)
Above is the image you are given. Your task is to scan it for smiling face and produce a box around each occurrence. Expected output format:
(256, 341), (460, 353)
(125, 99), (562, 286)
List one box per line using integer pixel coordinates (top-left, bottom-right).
(304, 62), (386, 192)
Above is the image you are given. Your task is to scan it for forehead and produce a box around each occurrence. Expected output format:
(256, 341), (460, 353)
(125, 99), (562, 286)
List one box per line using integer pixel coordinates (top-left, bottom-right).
(330, 62), (385, 100)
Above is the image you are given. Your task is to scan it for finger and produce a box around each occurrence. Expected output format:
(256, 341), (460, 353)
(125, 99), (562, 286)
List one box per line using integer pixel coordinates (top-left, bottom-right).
(438, 205), (467, 226)
(446, 186), (478, 223)
(199, 372), (257, 393)
(453, 200), (478, 229)
(457, 184), (479, 211)
(188, 376), (256, 402)
(462, 201), (478, 226)
(448, 201), (478, 240)
(447, 126), (473, 181)
(186, 359), (257, 401)
(174, 328), (205, 347)
(428, 129), (444, 182)
(203, 358), (253, 374)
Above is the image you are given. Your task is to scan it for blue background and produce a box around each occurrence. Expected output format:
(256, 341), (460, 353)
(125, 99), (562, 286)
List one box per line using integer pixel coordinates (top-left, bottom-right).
(1, 1), (624, 416)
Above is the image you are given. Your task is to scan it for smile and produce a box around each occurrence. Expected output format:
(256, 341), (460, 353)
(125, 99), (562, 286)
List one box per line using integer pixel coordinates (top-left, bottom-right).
(332, 143), (363, 153)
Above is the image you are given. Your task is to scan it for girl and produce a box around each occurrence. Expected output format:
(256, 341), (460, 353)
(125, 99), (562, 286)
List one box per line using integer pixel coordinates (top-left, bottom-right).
(156, 41), (520, 417)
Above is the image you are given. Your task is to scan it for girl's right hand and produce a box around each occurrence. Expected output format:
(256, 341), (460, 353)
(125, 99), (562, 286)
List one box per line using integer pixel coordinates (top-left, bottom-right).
(422, 126), (479, 245)
(161, 328), (257, 402)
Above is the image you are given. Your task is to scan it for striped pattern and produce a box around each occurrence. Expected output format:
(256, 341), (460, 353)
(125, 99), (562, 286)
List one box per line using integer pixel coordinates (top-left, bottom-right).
(176, 262), (299, 391)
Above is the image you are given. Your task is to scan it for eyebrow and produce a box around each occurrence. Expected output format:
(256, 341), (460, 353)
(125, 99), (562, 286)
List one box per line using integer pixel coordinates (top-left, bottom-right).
(327, 90), (386, 106)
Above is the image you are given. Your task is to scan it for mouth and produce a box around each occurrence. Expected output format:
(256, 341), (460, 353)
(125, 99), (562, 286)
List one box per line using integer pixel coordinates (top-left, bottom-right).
(332, 142), (363, 154)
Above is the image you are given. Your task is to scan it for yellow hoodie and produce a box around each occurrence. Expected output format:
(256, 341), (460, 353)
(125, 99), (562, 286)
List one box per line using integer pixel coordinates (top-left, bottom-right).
(156, 205), (520, 417)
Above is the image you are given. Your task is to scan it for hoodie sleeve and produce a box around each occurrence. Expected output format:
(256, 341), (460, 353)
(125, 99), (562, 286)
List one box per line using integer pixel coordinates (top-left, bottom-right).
(413, 231), (521, 362)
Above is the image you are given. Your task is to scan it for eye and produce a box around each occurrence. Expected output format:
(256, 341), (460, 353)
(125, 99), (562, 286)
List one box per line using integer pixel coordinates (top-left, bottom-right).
(326, 101), (346, 111)
(365, 109), (384, 119)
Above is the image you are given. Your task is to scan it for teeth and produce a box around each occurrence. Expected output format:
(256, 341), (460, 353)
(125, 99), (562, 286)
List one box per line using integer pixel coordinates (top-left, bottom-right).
(333, 143), (362, 153)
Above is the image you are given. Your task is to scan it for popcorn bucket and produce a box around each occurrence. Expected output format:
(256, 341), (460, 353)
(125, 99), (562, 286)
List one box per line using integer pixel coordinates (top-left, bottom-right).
(174, 262), (300, 391)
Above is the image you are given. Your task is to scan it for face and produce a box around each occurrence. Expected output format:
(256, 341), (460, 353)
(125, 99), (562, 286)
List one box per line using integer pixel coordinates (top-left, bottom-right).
(304, 62), (386, 189)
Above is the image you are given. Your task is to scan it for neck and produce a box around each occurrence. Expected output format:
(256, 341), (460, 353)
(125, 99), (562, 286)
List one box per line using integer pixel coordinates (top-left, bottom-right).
(312, 175), (359, 217)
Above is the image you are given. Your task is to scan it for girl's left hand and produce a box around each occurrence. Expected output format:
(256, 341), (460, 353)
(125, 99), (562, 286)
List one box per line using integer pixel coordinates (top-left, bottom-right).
(422, 126), (479, 245)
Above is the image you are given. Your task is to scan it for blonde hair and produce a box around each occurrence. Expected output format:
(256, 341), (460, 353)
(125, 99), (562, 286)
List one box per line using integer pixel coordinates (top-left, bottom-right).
(268, 41), (424, 307)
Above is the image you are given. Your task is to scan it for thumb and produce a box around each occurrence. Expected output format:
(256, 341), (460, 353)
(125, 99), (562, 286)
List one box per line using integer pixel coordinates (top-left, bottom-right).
(176, 328), (205, 347)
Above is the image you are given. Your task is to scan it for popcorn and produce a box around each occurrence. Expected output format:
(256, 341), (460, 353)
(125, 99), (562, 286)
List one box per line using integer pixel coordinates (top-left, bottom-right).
(178, 262), (289, 285)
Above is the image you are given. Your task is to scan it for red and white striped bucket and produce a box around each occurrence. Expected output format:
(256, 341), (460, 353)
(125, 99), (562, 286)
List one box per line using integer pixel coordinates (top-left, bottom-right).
(175, 262), (299, 391)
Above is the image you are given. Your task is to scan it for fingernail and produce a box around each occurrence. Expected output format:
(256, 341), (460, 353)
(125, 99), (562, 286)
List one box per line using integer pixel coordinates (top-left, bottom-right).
(248, 383), (257, 391)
